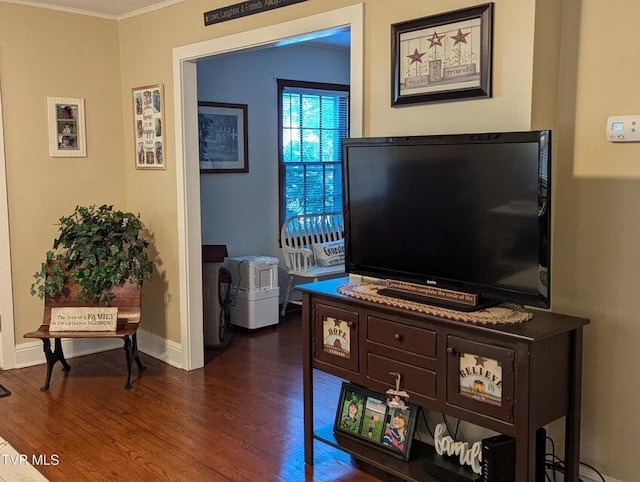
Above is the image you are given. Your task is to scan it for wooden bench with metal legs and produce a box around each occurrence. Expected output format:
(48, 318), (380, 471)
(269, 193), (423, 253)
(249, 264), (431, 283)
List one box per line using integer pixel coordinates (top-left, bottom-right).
(24, 278), (145, 391)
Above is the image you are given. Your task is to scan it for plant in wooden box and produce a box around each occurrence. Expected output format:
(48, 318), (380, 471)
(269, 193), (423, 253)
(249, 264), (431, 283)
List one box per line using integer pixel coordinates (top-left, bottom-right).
(26, 204), (153, 391)
(31, 204), (153, 305)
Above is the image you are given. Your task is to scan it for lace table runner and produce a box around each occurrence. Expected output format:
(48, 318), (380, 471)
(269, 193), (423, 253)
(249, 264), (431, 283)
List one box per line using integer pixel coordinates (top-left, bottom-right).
(337, 282), (533, 324)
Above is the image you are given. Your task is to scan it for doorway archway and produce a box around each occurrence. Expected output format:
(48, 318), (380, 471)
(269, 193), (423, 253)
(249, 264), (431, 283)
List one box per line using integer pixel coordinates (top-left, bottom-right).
(172, 5), (364, 369)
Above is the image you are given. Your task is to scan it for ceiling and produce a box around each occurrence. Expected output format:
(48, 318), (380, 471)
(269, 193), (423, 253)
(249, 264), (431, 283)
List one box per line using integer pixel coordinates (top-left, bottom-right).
(1, 0), (182, 17)
(4, 0), (351, 46)
(2, 0), (352, 47)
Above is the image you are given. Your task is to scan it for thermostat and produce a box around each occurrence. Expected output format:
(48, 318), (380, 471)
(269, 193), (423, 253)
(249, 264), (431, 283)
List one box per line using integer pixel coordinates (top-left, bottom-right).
(607, 115), (640, 142)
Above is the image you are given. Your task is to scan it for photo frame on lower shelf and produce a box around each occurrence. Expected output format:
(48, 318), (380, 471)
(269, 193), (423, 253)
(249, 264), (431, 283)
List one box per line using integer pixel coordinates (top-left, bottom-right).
(334, 382), (418, 461)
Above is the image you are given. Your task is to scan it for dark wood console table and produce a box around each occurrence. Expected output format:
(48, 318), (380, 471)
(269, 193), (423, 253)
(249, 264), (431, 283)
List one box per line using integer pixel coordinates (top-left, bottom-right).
(299, 278), (589, 482)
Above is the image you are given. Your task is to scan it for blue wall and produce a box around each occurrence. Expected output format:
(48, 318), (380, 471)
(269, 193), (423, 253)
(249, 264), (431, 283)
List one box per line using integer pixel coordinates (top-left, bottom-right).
(197, 42), (350, 266)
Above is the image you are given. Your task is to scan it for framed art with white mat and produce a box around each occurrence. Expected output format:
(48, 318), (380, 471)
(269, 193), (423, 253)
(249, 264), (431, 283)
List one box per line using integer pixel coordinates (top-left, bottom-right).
(47, 96), (86, 157)
(132, 84), (165, 170)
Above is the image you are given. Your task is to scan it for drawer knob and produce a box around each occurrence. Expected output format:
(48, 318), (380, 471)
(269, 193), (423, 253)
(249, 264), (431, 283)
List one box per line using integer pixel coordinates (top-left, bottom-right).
(446, 347), (456, 355)
(394, 333), (403, 342)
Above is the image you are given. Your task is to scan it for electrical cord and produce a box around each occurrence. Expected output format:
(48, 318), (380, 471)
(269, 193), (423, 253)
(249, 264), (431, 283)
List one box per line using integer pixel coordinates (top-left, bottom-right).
(218, 266), (232, 343)
(544, 435), (606, 482)
(442, 413), (461, 440)
(418, 407), (435, 441)
(215, 258), (251, 344)
(416, 408), (461, 442)
(579, 461), (606, 482)
(415, 411), (608, 482)
(230, 259), (250, 307)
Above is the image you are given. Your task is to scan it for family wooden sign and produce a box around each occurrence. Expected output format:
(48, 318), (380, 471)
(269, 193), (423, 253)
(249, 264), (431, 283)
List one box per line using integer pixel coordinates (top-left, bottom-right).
(50, 307), (118, 332)
(433, 423), (482, 474)
(204, 0), (308, 26)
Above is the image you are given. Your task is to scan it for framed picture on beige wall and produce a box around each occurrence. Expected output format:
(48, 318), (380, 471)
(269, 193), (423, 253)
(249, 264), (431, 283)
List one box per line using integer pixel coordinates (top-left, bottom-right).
(47, 96), (87, 157)
(391, 3), (493, 106)
(132, 84), (165, 170)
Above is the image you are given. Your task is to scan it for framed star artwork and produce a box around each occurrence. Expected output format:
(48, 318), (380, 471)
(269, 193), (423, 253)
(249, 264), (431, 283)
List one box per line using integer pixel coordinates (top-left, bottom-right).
(391, 3), (493, 106)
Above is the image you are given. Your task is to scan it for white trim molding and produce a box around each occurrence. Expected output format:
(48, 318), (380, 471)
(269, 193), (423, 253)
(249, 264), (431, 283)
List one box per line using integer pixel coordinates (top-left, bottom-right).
(137, 328), (183, 368)
(15, 339), (122, 369)
(579, 465), (620, 482)
(0, 77), (16, 370)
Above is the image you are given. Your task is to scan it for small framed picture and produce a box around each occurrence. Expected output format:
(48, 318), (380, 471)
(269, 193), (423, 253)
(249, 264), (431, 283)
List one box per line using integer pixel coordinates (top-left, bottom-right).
(391, 3), (493, 105)
(198, 101), (249, 173)
(334, 382), (418, 460)
(47, 97), (87, 157)
(132, 84), (165, 170)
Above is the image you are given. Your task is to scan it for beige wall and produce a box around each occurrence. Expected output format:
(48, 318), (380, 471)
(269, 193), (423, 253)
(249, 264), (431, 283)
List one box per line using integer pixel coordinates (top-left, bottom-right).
(366, 0), (539, 136)
(118, 0), (361, 342)
(573, 0), (640, 178)
(2, 0), (639, 479)
(0, 4), (125, 345)
(553, 1), (640, 479)
(116, 0), (545, 342)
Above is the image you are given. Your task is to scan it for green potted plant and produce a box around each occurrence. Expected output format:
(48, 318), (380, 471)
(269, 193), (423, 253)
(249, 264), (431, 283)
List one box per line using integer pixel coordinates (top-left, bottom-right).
(31, 204), (153, 305)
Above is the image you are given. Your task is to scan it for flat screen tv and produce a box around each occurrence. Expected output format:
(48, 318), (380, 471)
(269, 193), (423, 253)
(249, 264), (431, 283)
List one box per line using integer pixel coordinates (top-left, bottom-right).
(342, 130), (551, 310)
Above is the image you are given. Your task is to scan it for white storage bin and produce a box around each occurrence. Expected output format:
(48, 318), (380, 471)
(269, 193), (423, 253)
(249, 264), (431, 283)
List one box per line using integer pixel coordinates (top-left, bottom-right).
(224, 255), (279, 292)
(229, 287), (280, 330)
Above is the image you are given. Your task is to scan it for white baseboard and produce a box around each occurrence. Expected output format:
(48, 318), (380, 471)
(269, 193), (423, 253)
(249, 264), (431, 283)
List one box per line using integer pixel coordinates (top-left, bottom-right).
(15, 328), (183, 369)
(137, 328), (183, 368)
(580, 465), (620, 482)
(15, 338), (122, 368)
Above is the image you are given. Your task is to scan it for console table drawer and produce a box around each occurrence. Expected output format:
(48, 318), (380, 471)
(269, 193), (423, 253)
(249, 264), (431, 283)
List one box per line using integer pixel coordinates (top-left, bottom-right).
(367, 353), (437, 399)
(367, 316), (436, 358)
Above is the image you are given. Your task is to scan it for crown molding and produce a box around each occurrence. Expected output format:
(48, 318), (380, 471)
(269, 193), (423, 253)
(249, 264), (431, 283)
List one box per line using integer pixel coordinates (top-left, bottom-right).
(0, 0), (185, 20)
(116, 0), (185, 20)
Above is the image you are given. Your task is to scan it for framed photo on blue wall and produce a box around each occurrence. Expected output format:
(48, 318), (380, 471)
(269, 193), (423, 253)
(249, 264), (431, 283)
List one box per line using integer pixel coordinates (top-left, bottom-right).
(198, 101), (249, 173)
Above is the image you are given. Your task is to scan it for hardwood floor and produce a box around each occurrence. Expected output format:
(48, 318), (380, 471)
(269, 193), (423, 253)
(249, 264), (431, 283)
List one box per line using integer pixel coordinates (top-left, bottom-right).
(0, 311), (398, 481)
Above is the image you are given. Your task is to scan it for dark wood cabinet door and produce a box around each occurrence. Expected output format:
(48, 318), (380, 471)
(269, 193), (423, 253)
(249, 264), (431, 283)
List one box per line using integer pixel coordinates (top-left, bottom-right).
(313, 303), (360, 373)
(446, 335), (515, 423)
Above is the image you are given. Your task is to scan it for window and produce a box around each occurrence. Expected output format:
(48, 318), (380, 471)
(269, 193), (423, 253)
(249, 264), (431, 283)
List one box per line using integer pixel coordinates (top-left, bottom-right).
(278, 79), (349, 223)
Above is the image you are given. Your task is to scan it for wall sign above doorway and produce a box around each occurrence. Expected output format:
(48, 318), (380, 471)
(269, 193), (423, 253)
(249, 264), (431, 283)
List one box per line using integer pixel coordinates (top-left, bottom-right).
(204, 0), (309, 26)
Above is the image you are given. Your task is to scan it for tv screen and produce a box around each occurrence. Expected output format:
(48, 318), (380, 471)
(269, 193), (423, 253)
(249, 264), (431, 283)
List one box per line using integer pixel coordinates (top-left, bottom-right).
(342, 130), (551, 309)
